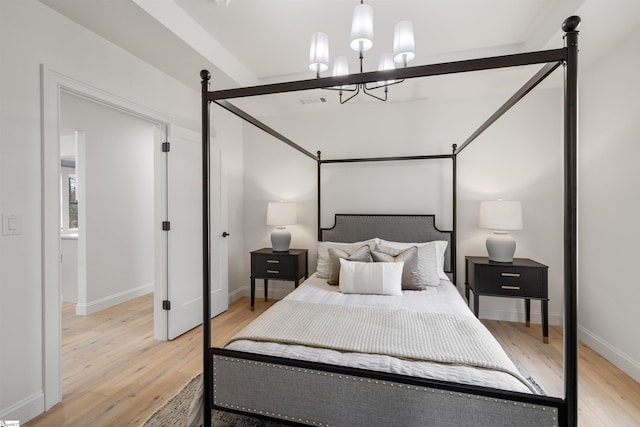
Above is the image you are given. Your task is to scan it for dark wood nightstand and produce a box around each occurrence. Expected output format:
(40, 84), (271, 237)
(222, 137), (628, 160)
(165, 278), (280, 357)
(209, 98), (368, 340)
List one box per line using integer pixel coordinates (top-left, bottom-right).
(250, 248), (308, 311)
(465, 256), (549, 343)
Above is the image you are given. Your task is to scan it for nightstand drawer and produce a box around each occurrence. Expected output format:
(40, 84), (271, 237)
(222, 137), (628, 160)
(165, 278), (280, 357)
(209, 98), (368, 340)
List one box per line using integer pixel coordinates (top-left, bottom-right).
(252, 253), (296, 278)
(476, 275), (542, 297)
(476, 268), (543, 297)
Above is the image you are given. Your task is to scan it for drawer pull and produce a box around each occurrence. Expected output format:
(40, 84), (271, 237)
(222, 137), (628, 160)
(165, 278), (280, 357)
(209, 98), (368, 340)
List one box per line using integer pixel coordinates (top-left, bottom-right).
(266, 260), (280, 264)
(267, 270), (280, 274)
(501, 272), (521, 277)
(501, 285), (521, 290)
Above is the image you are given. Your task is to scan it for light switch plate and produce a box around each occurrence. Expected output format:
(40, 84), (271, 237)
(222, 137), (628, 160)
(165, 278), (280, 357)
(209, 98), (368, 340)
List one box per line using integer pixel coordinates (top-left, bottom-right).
(3, 213), (22, 236)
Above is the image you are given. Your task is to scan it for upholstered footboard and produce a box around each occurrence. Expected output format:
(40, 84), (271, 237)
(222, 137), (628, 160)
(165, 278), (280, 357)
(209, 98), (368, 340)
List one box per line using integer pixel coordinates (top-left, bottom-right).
(212, 349), (564, 427)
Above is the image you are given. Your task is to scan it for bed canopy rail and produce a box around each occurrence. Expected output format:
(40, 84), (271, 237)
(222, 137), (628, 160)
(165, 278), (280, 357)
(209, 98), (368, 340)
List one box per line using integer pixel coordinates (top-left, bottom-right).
(210, 45), (567, 163)
(208, 49), (566, 102)
(320, 154), (453, 163)
(201, 15), (580, 427)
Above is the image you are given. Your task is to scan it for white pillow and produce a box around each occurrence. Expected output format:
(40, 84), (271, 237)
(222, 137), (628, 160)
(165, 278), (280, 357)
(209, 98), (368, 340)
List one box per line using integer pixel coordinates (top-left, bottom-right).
(338, 259), (403, 296)
(378, 239), (449, 280)
(316, 238), (379, 279)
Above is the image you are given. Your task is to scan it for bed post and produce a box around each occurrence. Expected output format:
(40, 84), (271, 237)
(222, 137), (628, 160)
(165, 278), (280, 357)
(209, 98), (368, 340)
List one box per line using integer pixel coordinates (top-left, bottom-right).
(200, 69), (212, 427)
(451, 144), (458, 285)
(562, 16), (580, 427)
(317, 151), (322, 240)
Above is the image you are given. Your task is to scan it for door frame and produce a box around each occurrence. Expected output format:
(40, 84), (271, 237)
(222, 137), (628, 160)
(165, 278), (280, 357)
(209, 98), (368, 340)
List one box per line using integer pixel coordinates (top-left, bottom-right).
(40, 65), (173, 410)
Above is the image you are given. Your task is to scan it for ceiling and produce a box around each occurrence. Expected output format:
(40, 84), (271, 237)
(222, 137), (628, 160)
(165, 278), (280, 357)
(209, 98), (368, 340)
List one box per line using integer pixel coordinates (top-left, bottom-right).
(179, 0), (582, 80)
(37, 0), (640, 115)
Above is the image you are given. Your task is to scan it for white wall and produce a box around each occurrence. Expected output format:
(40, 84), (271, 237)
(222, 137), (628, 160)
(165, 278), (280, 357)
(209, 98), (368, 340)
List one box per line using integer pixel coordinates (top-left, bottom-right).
(242, 124), (317, 298)
(61, 92), (156, 314)
(242, 87), (564, 325)
(578, 26), (640, 383)
(0, 0), (243, 422)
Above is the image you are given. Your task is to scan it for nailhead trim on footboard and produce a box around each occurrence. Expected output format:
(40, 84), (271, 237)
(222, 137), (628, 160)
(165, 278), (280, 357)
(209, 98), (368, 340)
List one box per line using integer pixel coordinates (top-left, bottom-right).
(213, 354), (559, 427)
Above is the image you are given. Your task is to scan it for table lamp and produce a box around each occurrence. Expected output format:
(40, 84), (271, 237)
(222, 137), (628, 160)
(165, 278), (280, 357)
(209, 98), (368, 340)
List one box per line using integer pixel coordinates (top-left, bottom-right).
(267, 202), (297, 252)
(479, 200), (523, 262)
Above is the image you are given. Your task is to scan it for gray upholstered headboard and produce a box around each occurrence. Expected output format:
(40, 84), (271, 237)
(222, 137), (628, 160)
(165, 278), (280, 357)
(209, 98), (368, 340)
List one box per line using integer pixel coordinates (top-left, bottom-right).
(320, 214), (453, 273)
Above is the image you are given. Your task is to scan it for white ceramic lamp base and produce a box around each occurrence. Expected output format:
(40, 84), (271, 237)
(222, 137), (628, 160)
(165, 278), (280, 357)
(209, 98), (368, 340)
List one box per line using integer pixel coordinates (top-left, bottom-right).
(271, 227), (291, 252)
(486, 232), (516, 262)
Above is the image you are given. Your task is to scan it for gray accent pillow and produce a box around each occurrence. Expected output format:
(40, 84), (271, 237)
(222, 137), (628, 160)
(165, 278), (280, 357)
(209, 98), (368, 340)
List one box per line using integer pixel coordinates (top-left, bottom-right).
(316, 239), (378, 278)
(327, 246), (372, 285)
(371, 246), (422, 290)
(380, 244), (441, 287)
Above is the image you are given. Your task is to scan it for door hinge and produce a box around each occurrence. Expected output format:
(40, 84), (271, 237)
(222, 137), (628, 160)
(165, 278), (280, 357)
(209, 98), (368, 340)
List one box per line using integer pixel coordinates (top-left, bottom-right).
(162, 221), (171, 231)
(162, 142), (170, 152)
(162, 300), (171, 310)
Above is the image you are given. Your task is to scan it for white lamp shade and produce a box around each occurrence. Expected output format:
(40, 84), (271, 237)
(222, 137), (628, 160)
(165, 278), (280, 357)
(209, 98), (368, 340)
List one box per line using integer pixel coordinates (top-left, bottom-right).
(478, 200), (523, 231)
(309, 32), (329, 73)
(378, 52), (395, 71)
(332, 56), (351, 89)
(377, 52), (397, 85)
(267, 202), (297, 226)
(332, 56), (350, 77)
(350, 3), (374, 52)
(393, 20), (415, 65)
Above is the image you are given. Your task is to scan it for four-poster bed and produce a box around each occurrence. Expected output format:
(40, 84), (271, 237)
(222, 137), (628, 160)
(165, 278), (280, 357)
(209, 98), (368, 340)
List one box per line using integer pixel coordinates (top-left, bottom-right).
(198, 16), (580, 427)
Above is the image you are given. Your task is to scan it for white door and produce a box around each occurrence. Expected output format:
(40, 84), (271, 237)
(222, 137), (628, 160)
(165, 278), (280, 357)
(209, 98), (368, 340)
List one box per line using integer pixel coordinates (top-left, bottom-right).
(165, 125), (228, 340)
(209, 139), (230, 319)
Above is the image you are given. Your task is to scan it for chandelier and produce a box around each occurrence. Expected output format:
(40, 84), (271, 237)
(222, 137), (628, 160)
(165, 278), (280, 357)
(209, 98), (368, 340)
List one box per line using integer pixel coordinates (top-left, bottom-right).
(308, 0), (415, 104)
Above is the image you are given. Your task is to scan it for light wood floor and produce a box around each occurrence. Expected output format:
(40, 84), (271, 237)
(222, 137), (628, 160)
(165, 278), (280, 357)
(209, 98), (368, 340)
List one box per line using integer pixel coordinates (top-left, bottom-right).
(25, 294), (640, 426)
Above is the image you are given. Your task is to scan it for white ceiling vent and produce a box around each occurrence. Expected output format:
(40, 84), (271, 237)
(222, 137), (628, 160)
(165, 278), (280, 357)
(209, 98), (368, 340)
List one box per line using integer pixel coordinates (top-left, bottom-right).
(299, 97), (327, 105)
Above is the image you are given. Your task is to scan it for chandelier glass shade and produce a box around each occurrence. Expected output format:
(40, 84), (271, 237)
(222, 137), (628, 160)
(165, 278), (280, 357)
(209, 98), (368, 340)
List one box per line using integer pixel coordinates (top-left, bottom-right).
(308, 0), (415, 104)
(393, 21), (416, 66)
(309, 31), (330, 75)
(350, 3), (374, 53)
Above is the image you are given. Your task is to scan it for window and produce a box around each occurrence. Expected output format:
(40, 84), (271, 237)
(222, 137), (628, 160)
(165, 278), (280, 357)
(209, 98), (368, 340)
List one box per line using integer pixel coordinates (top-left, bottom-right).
(68, 175), (78, 229)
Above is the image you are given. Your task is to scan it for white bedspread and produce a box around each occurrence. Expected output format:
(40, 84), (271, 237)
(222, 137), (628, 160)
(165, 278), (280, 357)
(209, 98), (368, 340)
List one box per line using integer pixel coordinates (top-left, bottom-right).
(227, 274), (535, 394)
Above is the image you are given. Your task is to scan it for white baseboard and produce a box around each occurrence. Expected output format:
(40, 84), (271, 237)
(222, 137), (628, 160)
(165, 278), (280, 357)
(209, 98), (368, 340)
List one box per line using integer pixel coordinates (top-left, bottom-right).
(228, 287), (244, 304)
(0, 390), (44, 424)
(579, 325), (640, 384)
(476, 308), (562, 327)
(75, 282), (154, 315)
(455, 284), (562, 326)
(237, 283), (294, 301)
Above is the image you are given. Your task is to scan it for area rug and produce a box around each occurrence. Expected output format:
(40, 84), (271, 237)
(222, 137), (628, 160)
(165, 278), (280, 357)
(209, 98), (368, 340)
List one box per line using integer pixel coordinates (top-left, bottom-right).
(142, 373), (286, 427)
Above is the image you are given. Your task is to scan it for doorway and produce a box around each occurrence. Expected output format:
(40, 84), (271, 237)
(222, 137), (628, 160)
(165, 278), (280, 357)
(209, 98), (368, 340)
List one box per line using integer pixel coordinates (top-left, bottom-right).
(59, 92), (158, 316)
(41, 66), (229, 410)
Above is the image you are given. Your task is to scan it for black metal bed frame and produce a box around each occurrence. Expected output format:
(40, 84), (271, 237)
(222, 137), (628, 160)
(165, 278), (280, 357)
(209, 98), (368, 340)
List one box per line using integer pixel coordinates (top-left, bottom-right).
(200, 16), (580, 427)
